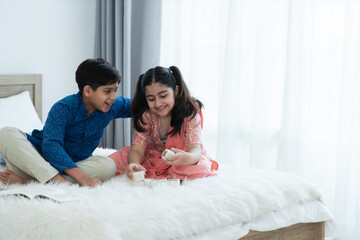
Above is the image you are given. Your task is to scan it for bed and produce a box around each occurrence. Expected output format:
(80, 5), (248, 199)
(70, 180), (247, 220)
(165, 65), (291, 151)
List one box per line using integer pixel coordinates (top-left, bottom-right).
(0, 74), (334, 240)
(0, 74), (42, 120)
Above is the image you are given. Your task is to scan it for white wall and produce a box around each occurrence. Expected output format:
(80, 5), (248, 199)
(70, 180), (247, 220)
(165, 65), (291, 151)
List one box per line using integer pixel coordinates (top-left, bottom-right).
(0, 0), (96, 121)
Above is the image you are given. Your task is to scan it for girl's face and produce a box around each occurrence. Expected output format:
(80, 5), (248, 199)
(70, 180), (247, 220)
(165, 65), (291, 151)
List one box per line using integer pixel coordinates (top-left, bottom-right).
(145, 82), (176, 118)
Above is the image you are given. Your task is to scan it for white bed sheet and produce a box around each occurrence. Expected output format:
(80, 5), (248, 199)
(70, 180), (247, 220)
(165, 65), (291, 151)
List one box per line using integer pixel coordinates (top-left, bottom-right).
(0, 148), (335, 240)
(187, 200), (334, 240)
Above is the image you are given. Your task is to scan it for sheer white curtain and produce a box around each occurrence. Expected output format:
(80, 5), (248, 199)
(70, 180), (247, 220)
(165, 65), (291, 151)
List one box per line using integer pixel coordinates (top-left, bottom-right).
(159, 0), (360, 239)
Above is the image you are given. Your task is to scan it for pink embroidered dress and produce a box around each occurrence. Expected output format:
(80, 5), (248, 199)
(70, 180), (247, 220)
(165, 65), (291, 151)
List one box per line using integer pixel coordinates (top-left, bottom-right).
(109, 110), (218, 180)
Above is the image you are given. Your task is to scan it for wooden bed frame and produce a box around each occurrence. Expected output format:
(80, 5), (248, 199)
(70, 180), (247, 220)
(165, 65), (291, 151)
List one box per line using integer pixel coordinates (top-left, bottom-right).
(241, 222), (324, 240)
(0, 74), (325, 240)
(0, 74), (42, 120)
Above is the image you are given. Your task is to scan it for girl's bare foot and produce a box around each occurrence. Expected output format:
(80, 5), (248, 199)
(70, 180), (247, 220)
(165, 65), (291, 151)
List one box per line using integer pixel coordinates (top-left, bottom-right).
(0, 169), (33, 184)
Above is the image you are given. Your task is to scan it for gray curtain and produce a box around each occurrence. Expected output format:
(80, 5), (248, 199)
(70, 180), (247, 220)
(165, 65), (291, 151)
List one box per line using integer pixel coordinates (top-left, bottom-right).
(95, 0), (162, 149)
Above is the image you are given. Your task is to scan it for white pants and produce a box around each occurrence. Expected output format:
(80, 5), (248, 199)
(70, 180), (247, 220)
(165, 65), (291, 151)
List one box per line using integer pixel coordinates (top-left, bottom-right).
(0, 127), (116, 183)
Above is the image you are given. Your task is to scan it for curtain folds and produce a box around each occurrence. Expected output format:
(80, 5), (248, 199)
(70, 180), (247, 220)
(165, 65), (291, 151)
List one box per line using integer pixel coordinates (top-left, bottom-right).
(95, 0), (162, 149)
(95, 0), (131, 149)
(159, 0), (360, 239)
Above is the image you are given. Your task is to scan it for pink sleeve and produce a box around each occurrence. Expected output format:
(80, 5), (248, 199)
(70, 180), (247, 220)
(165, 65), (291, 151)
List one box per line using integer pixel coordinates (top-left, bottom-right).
(185, 113), (202, 146)
(132, 112), (151, 148)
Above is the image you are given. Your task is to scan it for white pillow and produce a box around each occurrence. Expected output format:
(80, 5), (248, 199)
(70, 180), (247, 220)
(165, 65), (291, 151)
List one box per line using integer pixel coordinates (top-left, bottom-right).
(0, 91), (43, 133)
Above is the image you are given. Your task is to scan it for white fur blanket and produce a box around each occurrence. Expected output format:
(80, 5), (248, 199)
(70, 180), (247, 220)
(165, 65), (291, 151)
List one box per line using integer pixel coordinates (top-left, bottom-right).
(0, 150), (331, 240)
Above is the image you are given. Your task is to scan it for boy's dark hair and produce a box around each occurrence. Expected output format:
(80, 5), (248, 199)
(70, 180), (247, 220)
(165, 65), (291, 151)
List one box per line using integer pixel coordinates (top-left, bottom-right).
(132, 66), (203, 136)
(75, 58), (121, 94)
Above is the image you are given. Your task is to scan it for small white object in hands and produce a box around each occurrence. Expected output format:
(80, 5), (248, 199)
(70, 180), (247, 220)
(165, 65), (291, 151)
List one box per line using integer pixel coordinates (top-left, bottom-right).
(162, 149), (175, 160)
(132, 171), (145, 181)
(130, 171), (145, 186)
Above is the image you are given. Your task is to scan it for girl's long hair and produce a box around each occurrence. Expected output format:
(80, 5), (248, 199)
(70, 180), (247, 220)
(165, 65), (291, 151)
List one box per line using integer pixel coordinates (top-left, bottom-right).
(132, 66), (203, 136)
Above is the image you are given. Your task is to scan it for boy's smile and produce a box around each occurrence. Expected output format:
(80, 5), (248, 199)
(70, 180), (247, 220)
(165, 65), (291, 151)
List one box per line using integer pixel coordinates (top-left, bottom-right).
(83, 83), (118, 115)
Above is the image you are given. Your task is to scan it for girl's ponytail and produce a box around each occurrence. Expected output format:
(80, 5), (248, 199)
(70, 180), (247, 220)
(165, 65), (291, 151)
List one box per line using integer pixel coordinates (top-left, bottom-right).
(168, 66), (203, 136)
(169, 66), (183, 91)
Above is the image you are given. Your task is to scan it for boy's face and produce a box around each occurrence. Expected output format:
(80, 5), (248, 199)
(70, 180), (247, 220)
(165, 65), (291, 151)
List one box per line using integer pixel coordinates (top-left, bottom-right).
(83, 83), (118, 115)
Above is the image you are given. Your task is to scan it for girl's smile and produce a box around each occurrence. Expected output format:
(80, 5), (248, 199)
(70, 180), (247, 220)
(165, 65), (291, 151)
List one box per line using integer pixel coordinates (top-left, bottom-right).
(156, 105), (167, 111)
(145, 82), (176, 117)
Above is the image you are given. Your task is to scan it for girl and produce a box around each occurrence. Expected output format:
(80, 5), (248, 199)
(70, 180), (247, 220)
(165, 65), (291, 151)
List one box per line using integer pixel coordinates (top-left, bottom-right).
(109, 66), (218, 180)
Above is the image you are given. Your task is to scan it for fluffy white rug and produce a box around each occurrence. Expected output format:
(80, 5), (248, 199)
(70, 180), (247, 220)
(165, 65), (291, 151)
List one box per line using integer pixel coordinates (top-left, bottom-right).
(0, 149), (333, 240)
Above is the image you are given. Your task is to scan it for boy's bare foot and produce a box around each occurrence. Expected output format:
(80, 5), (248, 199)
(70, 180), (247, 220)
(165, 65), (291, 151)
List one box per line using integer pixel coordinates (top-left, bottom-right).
(0, 169), (33, 184)
(0, 169), (72, 185)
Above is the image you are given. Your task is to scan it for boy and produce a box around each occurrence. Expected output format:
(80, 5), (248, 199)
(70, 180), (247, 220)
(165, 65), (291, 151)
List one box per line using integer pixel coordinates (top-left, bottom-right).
(0, 58), (131, 187)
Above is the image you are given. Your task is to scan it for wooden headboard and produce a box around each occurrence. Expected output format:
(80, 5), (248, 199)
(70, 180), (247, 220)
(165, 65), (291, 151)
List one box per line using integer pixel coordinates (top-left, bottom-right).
(0, 74), (42, 120)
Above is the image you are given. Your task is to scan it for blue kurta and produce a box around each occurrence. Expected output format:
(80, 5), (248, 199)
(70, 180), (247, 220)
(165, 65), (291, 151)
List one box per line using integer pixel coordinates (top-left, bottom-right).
(26, 92), (131, 173)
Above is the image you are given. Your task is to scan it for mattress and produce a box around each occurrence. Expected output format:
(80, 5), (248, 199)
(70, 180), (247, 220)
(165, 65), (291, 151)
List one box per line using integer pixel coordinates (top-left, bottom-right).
(0, 148), (334, 239)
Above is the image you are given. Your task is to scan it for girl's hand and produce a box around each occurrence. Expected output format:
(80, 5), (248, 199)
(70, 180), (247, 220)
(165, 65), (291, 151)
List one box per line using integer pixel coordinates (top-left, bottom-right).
(164, 148), (190, 165)
(125, 163), (147, 180)
(164, 145), (202, 166)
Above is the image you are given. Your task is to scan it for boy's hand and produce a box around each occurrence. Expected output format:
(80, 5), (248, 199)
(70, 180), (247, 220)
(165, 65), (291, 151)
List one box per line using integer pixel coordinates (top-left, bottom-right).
(79, 176), (103, 187)
(125, 163), (146, 180)
(64, 168), (102, 187)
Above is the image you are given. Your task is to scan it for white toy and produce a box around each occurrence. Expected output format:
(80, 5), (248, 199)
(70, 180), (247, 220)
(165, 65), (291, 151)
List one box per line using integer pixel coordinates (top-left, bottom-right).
(129, 165), (180, 188)
(161, 149), (175, 160)
(132, 171), (145, 181)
